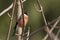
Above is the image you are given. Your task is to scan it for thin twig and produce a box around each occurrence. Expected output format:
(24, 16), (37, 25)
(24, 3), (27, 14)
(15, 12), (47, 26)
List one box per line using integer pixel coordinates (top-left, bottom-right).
(42, 17), (60, 40)
(36, 0), (53, 40)
(45, 25), (59, 40)
(0, 3), (13, 16)
(7, 13), (11, 18)
(48, 24), (60, 29)
(34, 4), (42, 12)
(48, 16), (60, 25)
(36, 0), (49, 31)
(47, 16), (60, 29)
(26, 27), (30, 40)
(0, 0), (26, 17)
(36, 0), (58, 40)
(6, 0), (16, 40)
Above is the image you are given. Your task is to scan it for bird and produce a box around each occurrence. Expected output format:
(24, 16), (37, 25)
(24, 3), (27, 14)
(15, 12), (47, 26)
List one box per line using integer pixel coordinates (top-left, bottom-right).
(12, 12), (28, 36)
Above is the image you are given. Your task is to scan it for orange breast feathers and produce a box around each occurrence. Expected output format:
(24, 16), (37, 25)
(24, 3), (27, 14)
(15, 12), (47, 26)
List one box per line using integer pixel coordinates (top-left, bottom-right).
(18, 14), (28, 27)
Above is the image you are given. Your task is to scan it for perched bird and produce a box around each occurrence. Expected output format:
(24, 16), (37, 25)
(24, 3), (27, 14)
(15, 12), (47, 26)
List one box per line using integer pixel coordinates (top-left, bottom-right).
(13, 12), (28, 36)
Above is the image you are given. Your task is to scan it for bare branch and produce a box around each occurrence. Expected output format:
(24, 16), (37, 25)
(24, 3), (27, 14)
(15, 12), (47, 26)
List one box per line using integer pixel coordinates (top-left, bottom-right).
(48, 16), (60, 29)
(34, 4), (42, 12)
(49, 24), (60, 29)
(36, 0), (48, 27)
(35, 0), (60, 40)
(17, 0), (24, 40)
(7, 13), (11, 18)
(45, 25), (59, 40)
(0, 0), (26, 17)
(42, 17), (60, 40)
(36, 0), (58, 40)
(6, 0), (17, 40)
(48, 16), (60, 25)
(0, 3), (13, 16)
(26, 27), (30, 40)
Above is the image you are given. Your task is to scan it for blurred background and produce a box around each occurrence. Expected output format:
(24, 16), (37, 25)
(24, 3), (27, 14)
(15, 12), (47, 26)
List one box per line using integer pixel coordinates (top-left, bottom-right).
(0, 0), (60, 40)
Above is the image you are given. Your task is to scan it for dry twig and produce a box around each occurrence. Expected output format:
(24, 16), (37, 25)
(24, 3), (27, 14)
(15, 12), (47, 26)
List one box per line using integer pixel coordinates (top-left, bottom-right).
(42, 17), (60, 40)
(26, 27), (30, 40)
(0, 3), (13, 16)
(7, 13), (11, 18)
(0, 0), (26, 17)
(6, 0), (17, 40)
(36, 0), (60, 40)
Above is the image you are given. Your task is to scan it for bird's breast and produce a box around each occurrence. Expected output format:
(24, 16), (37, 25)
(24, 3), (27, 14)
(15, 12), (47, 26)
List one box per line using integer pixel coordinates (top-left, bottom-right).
(18, 17), (28, 27)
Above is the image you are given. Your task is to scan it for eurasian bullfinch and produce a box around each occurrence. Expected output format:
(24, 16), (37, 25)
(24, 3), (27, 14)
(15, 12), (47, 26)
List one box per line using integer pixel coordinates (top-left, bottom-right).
(13, 12), (28, 36)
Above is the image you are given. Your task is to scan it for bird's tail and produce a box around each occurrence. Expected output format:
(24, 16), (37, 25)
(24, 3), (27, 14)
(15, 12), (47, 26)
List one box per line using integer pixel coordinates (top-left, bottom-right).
(12, 22), (18, 36)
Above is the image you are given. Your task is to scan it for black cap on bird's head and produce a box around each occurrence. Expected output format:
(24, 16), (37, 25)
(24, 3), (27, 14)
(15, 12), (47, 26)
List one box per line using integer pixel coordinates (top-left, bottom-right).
(24, 12), (28, 15)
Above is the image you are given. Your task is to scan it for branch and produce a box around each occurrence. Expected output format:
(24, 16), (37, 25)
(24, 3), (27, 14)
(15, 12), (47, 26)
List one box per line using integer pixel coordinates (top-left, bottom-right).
(36, 0), (59, 40)
(49, 25), (60, 29)
(7, 13), (11, 18)
(0, 0), (26, 17)
(17, 0), (23, 40)
(36, 0), (49, 29)
(48, 16), (60, 25)
(34, 4), (42, 12)
(6, 0), (17, 40)
(0, 0), (26, 16)
(0, 3), (13, 16)
(42, 17), (60, 40)
(44, 25), (59, 40)
(26, 27), (30, 40)
(48, 16), (60, 29)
